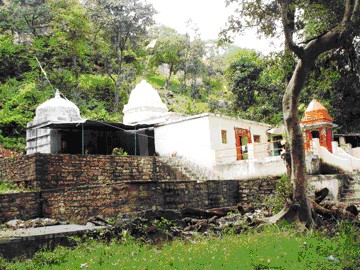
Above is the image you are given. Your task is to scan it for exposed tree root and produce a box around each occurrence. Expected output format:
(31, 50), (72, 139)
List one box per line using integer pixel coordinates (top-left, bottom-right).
(266, 188), (358, 228)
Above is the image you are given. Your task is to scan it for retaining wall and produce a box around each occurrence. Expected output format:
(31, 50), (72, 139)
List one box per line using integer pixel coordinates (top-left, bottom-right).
(0, 178), (279, 223)
(0, 155), (37, 188)
(0, 192), (41, 223)
(0, 154), (189, 189)
(0, 154), (279, 223)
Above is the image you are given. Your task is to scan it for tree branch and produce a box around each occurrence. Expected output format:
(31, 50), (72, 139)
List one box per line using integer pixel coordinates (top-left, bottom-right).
(279, 0), (304, 58)
(304, 0), (359, 59)
(343, 0), (355, 23)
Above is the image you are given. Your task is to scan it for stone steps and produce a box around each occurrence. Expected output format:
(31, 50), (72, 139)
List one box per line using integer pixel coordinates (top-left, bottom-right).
(340, 173), (360, 202)
(158, 157), (218, 181)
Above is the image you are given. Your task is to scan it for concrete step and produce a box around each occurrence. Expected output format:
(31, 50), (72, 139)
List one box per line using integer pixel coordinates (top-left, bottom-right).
(340, 195), (360, 201)
(340, 198), (360, 203)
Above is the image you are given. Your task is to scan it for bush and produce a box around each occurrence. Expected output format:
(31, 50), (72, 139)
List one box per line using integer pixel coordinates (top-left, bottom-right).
(263, 175), (292, 215)
(112, 148), (128, 156)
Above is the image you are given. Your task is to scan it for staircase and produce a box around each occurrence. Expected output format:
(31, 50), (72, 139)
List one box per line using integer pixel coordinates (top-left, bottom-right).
(340, 173), (360, 203)
(158, 156), (220, 181)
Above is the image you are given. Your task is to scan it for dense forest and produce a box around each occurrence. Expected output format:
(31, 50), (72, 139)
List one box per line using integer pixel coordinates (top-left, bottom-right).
(0, 0), (359, 151)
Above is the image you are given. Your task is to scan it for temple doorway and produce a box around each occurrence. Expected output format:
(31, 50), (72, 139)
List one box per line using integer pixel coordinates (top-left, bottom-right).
(234, 127), (252, 160)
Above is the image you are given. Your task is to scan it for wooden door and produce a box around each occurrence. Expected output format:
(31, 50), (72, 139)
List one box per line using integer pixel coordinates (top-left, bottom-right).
(234, 128), (251, 160)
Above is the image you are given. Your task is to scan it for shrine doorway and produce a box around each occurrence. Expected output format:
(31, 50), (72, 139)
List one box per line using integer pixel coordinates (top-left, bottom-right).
(234, 127), (252, 160)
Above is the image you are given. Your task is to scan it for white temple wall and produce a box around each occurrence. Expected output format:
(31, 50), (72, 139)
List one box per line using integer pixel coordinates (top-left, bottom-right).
(351, 147), (360, 159)
(208, 115), (270, 164)
(155, 116), (214, 167)
(26, 127), (62, 155)
(213, 156), (286, 180)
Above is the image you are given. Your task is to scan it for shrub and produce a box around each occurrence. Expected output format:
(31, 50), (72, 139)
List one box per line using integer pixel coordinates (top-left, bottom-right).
(112, 148), (128, 156)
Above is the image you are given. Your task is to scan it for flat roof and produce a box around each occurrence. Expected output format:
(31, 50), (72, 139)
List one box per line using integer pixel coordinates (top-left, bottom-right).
(29, 119), (153, 131)
(334, 133), (360, 137)
(155, 113), (271, 128)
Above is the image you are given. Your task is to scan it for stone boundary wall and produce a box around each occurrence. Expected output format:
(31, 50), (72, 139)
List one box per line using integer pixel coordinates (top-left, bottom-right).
(0, 192), (41, 223)
(0, 154), (189, 189)
(0, 154), (280, 223)
(36, 154), (186, 189)
(239, 178), (278, 204)
(0, 178), (278, 223)
(42, 180), (242, 222)
(0, 155), (37, 187)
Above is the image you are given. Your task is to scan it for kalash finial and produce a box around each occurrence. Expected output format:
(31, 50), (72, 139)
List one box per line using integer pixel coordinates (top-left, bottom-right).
(55, 89), (61, 98)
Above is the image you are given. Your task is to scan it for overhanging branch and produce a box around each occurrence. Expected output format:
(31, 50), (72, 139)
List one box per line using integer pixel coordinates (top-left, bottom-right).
(279, 0), (304, 58)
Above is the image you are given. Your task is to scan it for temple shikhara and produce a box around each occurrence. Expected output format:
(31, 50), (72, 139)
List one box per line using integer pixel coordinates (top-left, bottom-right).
(301, 99), (336, 153)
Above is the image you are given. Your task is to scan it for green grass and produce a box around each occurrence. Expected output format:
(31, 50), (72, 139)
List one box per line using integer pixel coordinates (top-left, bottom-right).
(0, 181), (29, 194)
(142, 73), (210, 115)
(2, 223), (359, 270)
(145, 72), (182, 92)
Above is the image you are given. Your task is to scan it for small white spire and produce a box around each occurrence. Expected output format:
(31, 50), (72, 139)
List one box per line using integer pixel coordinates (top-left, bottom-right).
(55, 89), (61, 99)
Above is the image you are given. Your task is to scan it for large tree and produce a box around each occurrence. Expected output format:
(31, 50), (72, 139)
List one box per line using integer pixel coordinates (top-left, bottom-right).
(149, 26), (187, 89)
(0, 0), (52, 40)
(86, 0), (156, 111)
(178, 21), (206, 97)
(224, 0), (360, 227)
(225, 49), (285, 124)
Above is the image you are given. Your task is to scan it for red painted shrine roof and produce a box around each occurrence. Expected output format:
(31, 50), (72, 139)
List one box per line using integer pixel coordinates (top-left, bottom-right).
(301, 99), (333, 125)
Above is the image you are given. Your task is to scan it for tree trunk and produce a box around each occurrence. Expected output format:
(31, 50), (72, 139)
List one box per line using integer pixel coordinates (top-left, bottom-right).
(114, 49), (123, 112)
(181, 68), (187, 93)
(282, 58), (315, 227)
(165, 64), (173, 89)
(114, 76), (121, 112)
(73, 56), (79, 91)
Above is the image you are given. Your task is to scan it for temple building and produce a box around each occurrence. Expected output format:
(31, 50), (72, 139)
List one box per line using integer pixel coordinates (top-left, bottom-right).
(26, 79), (273, 171)
(300, 98), (336, 153)
(26, 90), (86, 154)
(154, 113), (271, 167)
(123, 80), (169, 125)
(26, 84), (157, 156)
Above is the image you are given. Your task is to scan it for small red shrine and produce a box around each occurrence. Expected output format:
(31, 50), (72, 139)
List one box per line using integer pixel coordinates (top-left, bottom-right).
(301, 99), (335, 153)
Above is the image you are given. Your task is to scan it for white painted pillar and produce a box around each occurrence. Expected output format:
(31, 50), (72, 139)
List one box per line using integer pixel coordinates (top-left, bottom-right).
(331, 141), (339, 156)
(248, 143), (255, 160)
(312, 138), (320, 156)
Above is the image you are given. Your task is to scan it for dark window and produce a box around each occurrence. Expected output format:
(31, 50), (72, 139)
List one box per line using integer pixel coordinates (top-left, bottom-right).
(254, 135), (260, 143)
(311, 130), (320, 139)
(221, 130), (227, 144)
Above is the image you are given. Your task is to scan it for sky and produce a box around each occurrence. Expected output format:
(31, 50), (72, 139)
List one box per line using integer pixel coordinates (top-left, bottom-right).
(148, 0), (282, 54)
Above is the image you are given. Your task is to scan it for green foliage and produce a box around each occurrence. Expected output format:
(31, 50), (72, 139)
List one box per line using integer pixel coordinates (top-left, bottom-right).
(112, 147), (128, 156)
(152, 217), (174, 234)
(0, 181), (29, 194)
(86, 0), (156, 109)
(0, 34), (31, 82)
(3, 224), (359, 269)
(149, 27), (187, 88)
(0, 80), (53, 149)
(263, 175), (292, 214)
(226, 49), (285, 124)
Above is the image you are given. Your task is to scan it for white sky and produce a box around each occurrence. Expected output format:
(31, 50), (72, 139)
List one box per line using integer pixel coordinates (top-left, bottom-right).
(148, 0), (282, 54)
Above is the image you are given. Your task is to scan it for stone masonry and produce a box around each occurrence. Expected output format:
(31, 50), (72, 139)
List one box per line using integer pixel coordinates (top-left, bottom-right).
(0, 154), (279, 223)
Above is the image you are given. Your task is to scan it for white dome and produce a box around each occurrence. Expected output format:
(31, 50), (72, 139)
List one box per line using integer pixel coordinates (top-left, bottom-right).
(123, 80), (168, 125)
(34, 90), (83, 123)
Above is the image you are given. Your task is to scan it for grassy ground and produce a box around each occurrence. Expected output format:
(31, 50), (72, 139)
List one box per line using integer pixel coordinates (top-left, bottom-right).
(2, 223), (359, 270)
(144, 73), (213, 115)
(0, 181), (29, 194)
